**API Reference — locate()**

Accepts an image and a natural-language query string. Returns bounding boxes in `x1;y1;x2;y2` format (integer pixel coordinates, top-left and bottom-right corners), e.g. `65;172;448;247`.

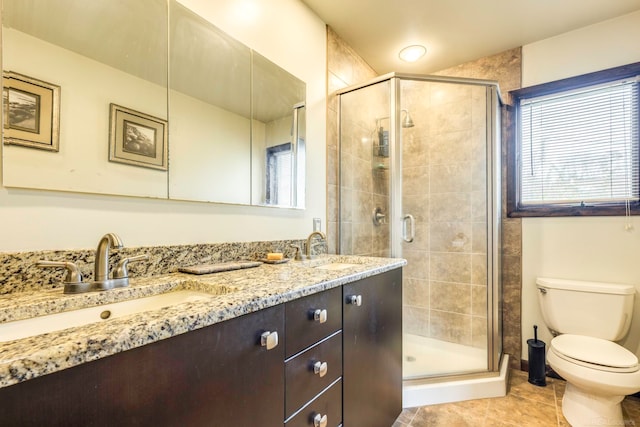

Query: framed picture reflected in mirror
109;103;168;171
2;71;60;151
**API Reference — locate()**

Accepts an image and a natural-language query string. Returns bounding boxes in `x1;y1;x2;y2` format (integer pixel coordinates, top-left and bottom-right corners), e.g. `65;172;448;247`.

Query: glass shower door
339;75;501;382
398;78;491;379
338;80;391;258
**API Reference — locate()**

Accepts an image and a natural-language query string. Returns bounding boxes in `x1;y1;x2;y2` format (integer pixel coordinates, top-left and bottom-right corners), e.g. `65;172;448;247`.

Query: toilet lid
551;334;638;372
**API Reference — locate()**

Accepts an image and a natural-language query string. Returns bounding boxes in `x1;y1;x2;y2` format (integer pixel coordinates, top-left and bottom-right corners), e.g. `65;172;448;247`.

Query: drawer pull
313;309;328;324
314;413;328;427
313;361;328;377
260;331;278;350
348;295;362;306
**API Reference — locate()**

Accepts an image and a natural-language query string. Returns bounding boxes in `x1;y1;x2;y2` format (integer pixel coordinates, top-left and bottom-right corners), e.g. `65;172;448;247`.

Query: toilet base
562;382;624;427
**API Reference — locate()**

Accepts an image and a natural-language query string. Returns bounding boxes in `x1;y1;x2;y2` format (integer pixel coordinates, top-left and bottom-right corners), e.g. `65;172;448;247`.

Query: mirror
251;52;306;208
1;0;306;208
1;0;169;198
168;1;251;204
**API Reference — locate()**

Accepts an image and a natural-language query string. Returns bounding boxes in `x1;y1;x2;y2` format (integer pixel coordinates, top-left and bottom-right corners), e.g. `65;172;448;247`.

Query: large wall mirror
1;0;169;198
1;0;306;208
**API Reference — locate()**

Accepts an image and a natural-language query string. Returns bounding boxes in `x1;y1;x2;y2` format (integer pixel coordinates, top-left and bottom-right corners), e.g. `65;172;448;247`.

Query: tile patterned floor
393;369;640;426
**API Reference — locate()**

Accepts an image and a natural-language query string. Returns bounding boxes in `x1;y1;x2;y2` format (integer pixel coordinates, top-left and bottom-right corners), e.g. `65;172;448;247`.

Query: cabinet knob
313;309;328;324
260;331;278;350
313;413;328;427
348;295;362;306
313;361;328;377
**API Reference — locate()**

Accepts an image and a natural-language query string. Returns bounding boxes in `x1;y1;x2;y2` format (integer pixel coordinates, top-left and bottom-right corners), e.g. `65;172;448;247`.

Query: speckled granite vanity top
0;255;405;388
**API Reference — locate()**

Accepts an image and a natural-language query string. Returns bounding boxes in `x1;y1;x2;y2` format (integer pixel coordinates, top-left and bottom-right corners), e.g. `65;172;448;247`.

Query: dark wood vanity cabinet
0;267;402;427
0;304;285;427
343;268;403;427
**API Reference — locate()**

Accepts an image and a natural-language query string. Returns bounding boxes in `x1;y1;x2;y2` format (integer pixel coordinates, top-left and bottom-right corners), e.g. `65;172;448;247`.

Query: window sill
508;203;640;218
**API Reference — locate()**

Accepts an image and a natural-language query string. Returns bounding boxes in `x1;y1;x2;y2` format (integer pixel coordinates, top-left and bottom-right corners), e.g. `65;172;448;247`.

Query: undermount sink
314;262;359;271
0;289;224;343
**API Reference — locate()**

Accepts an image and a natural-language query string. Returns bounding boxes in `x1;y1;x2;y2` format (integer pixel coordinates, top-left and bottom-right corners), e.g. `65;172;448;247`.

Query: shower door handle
402;214;415;243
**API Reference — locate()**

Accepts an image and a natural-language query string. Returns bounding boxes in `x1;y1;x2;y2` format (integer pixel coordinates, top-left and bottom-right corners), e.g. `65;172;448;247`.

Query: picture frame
108;103;168;171
2;71;61;151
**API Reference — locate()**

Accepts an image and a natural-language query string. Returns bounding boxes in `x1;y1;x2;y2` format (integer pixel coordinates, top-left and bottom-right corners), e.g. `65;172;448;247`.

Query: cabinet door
343;268;402;427
0;305;285;427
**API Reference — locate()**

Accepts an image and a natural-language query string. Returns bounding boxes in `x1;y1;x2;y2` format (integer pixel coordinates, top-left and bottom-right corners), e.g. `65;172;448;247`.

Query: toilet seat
551;334;639;373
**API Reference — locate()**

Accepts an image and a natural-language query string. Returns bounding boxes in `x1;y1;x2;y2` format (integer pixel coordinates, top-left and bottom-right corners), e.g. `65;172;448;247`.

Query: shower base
402;333;508;407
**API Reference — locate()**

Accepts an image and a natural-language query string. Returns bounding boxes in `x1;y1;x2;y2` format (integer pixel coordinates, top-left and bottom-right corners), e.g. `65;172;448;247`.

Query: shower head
401;109;415;128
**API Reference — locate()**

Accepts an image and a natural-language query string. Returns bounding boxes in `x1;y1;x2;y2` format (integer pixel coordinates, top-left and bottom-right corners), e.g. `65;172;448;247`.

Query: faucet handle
36;260;92;294
290;244;306;261
36;260;84;284
114;254;149;279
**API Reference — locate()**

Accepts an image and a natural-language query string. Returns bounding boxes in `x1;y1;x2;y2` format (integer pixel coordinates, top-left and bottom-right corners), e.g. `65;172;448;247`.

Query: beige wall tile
430;163;472;194
430;193;471;222
430;222;471;253
404;277;430;309
471;253;488;286
472;284;488;315
430;310;472;345
472;221;488;254
404;249;430;280
472;316;488;349
403;194;430;223
431;281;472;314
429;130;471;165
404;306;430;336
431;252;471;283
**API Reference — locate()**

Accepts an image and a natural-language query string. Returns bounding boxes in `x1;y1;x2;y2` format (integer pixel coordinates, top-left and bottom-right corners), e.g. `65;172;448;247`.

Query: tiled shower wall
325;26;523;368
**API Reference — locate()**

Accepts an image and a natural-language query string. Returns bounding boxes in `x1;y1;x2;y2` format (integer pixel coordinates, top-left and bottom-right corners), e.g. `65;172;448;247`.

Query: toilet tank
536;277;636;341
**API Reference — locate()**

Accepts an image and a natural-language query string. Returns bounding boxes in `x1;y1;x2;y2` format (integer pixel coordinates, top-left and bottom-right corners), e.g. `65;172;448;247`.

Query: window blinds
519;77;639;205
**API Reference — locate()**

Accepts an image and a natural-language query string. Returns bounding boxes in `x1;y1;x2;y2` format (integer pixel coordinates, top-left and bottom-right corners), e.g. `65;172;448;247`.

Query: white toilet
537;277;640;427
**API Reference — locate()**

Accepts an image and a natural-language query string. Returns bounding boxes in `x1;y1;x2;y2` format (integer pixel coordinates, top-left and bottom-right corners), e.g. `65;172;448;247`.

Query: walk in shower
336;73;506;405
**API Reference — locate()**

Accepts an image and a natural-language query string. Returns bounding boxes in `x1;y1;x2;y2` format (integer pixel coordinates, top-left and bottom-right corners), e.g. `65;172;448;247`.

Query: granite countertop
0;255;405;389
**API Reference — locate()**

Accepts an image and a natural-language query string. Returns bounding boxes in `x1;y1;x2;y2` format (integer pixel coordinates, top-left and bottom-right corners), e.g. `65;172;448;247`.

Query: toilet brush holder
527;325;546;387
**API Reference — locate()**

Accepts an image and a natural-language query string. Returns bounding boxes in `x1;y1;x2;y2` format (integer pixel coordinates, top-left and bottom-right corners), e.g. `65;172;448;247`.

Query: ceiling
301;0;640;74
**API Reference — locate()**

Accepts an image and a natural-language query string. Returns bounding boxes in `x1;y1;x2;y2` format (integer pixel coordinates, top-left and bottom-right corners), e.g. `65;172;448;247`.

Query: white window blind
519;77;639;205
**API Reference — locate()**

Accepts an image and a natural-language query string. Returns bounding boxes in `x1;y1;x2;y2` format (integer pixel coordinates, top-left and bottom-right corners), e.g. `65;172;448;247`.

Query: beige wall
521;10;640;361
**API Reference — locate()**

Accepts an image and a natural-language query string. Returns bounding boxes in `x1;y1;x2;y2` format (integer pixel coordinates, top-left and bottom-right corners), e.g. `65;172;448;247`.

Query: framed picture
109;103;168;171
2;71;60;151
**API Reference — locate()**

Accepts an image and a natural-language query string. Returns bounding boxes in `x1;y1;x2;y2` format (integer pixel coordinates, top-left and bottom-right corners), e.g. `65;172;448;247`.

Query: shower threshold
402;334;508;407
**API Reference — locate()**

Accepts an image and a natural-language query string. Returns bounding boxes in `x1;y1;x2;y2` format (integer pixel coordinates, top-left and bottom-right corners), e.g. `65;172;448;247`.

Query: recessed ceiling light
399;45;427;63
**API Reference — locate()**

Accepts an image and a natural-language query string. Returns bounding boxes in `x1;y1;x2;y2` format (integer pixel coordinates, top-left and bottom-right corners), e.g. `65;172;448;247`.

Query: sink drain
100;310;112;320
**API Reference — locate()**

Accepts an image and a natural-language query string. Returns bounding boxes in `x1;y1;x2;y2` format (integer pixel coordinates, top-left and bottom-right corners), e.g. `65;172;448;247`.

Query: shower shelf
372;142;389;172
372;143;389;158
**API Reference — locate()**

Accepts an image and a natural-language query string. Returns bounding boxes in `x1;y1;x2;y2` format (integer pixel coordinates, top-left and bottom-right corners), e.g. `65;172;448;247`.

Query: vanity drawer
285;286;342;358
285;378;342;427
285;331;342;418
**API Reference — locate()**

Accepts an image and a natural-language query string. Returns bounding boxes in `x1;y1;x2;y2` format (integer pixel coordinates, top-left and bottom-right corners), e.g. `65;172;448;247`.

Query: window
266;143;293;206
508;63;640;217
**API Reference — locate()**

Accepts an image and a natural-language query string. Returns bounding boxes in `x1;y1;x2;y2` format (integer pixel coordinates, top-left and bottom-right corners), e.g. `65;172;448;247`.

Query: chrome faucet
306;231;326;259
91;233;147;291
94;233;123;283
